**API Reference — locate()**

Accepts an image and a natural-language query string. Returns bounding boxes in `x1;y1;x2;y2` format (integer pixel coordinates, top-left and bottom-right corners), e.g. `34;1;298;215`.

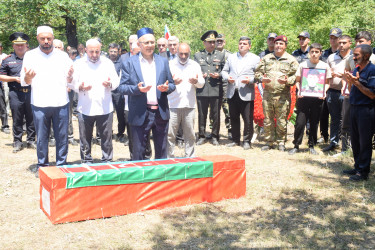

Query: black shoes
226;142;239;147
13;143;23;153
27;141;37;149
309;147;318;155
196;138;206;145
243;142;251;150
261;145;273;151
1;127;10;134
349;173;368;181
343;169;357;175
288;148;299;155
322;143;337;152
211;138;219;146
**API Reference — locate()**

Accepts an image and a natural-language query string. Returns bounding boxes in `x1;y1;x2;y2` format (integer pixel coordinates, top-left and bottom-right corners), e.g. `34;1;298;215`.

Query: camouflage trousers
262;93;290;146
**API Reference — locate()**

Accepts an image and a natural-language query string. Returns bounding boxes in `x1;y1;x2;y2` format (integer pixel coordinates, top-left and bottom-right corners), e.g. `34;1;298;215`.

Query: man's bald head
177;43;190;65
157;37;167;53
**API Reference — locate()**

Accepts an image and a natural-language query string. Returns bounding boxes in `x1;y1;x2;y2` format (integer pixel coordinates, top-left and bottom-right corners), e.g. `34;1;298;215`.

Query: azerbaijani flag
164;25;170;40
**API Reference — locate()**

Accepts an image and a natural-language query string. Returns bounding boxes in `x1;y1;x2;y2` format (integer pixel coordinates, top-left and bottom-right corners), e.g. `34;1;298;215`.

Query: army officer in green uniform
255;35;299;151
194;30;226;146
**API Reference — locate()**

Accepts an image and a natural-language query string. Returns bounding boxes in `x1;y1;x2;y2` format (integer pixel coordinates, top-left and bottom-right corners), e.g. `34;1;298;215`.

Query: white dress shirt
168;58;205;108
139;53;157;105
71;56;120;116
21;47;72;107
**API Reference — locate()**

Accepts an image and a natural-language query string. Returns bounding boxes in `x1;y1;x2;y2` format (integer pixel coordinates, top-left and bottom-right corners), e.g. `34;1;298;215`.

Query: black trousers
228;90;253;144
0;85;9;129
350;105;374;176
112;92;126;137
293;97;323;147
319;99;329;139
197;97;220;139
9;90;35;144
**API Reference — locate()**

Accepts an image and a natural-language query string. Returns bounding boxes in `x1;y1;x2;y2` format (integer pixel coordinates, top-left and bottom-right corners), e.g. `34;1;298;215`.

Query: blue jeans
326;89;344;146
31;103;69;167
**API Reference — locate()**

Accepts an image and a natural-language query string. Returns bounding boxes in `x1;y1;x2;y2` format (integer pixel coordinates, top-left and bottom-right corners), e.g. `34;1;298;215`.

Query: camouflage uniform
255;52;298;147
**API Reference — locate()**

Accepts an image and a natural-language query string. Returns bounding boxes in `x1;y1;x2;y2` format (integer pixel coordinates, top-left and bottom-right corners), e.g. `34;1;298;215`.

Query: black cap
297;31;310;39
9;32;30;44
201;30;218;41
329;28;342;38
216;34;225;40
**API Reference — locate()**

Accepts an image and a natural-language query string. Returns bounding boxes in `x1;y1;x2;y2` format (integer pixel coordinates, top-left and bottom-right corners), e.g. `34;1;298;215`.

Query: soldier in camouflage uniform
255;35;299;151
194;30;226;146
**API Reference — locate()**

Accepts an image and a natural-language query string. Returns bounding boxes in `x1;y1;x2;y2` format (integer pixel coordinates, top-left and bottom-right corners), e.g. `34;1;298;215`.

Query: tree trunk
65;16;78;49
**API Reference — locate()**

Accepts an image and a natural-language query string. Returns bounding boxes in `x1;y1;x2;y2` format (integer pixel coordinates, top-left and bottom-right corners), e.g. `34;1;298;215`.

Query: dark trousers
197;97;220;139
9;90;35;145
0;85;9;129
78;112;113;163
319;99;329;139
126;110;152;160
228;91;253;144
31;103;69;167
68;91;75;140
326;89;343;146
112;92;126;137
130;109;168;160
350;105;374;176
293;97;323;147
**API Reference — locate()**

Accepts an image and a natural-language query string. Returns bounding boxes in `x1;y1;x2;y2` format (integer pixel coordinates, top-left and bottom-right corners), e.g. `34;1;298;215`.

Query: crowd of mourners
0;25;374;182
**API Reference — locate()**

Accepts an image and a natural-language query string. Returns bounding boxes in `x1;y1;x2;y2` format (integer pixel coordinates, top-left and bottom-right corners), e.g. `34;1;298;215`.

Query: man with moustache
69;39;119;163
255;35;299;151
168;43;204;158
0;32;36;153
21;26;73;177
343;44;375;181
194;30;226;146
118;27;175;160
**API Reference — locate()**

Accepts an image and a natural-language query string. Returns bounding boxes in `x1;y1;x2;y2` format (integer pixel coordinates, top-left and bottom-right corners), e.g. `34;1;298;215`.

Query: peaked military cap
216;34;225;41
201;30;218;41
9;32;30;44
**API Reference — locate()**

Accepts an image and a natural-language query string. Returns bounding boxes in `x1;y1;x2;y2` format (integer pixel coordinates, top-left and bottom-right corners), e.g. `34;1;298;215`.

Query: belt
147;104;158;110
11;88;30;93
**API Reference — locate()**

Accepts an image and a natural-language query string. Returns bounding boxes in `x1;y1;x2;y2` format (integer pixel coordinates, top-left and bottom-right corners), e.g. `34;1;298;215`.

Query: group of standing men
1;25;375;182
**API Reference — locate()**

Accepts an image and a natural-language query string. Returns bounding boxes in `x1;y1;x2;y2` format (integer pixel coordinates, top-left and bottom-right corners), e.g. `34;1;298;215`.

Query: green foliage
0;0;374;54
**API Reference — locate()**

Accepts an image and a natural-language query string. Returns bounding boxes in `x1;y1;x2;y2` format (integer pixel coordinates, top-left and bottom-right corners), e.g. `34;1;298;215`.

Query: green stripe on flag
64;161;213;189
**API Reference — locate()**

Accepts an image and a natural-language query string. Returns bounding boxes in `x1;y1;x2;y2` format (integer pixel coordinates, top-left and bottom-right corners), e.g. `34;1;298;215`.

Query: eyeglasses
140;41;155;45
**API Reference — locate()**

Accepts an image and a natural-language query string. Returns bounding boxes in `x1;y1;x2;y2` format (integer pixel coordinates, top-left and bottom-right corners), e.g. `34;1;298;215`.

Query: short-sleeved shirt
350;62;375;105
296;60;332;79
292;47;310;64
327;51;352;90
0;52;28;90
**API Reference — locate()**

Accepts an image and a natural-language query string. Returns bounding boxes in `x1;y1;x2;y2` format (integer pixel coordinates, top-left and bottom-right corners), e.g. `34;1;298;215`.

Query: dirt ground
1;111;374;249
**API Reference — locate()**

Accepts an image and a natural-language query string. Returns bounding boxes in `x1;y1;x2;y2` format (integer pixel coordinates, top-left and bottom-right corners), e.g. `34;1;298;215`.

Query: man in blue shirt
343;44;375;181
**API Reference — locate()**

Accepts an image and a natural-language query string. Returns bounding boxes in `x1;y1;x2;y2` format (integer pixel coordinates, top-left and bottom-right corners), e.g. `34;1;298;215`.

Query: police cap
329;28;342;38
267;33;277;39
9;32;30;44
297;31;310;39
201;30;218;41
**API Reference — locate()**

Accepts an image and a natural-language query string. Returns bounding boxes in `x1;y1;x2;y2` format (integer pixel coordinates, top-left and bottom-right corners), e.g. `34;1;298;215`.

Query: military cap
216;34;225;41
267;33;277;39
297;31;310;38
274;35;288;44
201;30;218;41
329;28;342;38
9;32;30;44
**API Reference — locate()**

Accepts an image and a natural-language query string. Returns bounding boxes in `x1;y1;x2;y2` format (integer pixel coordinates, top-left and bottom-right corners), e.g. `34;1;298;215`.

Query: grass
0;112;374;249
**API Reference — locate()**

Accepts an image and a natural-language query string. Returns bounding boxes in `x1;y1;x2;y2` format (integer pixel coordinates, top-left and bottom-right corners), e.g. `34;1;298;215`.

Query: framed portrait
300;68;327;98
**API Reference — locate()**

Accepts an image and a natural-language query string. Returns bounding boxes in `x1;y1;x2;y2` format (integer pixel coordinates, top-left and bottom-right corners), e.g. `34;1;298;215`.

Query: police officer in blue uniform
292;31;310;64
0;32;36;152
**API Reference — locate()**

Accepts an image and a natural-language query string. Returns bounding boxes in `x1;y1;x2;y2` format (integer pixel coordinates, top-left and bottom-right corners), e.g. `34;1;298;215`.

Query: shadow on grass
148;187;375;248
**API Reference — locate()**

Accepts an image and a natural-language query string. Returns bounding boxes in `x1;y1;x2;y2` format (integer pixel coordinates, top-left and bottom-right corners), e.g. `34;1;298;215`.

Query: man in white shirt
70;39;119;163
21;26;72;175
168;43;204;158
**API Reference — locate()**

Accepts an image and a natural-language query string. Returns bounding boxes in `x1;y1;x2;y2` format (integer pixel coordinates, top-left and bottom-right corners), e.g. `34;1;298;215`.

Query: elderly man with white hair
21;26;73;176
121;34;138;62
69;39;119;163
